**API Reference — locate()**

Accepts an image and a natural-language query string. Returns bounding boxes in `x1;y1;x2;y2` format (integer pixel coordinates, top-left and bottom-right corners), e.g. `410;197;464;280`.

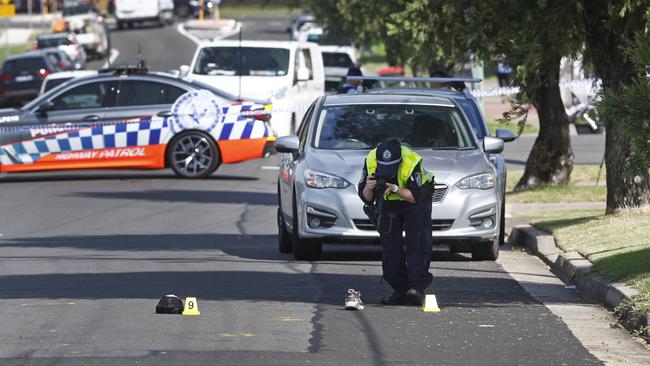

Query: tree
390;0;583;190
582;1;650;212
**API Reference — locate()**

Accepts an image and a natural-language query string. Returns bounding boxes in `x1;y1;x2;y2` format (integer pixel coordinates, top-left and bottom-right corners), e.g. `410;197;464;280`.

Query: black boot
381;290;407;305
404;289;423;306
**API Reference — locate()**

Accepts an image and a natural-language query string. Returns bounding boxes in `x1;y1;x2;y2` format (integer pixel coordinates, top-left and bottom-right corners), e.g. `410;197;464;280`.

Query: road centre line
262;166;280;170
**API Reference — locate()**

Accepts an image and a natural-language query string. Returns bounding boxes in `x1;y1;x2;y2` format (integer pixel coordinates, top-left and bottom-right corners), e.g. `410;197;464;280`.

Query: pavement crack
236;203;251;238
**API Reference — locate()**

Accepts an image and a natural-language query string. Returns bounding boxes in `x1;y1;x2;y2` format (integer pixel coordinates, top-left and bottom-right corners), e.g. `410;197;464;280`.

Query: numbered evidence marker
421;294;441;313
182;297;200;316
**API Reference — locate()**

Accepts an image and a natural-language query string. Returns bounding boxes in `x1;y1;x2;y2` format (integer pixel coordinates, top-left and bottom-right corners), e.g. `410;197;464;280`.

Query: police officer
338;66;364;94
358;138;434;306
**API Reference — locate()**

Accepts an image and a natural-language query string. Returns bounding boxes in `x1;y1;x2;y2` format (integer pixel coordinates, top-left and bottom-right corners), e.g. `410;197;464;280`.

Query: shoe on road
381;290;407;305
345;289;365;310
404;289;424;306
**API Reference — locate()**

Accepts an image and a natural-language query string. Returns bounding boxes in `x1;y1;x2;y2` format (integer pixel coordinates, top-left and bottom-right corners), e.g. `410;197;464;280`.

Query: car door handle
82;115;100;122
157;111;173;118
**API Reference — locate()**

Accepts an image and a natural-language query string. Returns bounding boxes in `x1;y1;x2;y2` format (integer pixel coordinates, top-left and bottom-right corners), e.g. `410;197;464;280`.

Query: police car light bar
346;76;482;83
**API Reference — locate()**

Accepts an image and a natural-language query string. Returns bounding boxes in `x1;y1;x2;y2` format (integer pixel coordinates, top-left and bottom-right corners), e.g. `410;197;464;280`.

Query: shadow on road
69;189;276;205
0;172;259;183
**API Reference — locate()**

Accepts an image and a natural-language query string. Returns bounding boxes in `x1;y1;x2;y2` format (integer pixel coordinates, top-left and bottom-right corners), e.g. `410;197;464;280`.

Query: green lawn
531;209;650;313
487;118;538;135
506;164;607;203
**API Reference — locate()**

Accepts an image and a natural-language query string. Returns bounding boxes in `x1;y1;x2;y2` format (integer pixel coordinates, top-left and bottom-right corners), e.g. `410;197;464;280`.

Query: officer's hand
365;175;377;190
384;183;397;196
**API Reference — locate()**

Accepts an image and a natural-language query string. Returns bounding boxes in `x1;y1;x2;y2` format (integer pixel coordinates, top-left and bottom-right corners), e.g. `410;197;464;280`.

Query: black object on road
156;294;184;314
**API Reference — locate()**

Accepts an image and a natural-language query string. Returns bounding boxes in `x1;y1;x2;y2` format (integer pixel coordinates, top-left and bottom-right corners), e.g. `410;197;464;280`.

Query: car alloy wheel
168;132;220;178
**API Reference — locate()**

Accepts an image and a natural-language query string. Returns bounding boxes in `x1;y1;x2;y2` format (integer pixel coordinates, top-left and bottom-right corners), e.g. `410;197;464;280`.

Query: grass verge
530;209;650;313
506;164;607;203
487;118;538;135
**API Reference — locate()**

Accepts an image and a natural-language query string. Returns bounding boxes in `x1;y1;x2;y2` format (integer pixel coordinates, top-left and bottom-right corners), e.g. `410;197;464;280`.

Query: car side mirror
275;135;300;154
37;101;54;114
179;65;190;78
296;67;310;82
483;136;505;154
495;128;516;142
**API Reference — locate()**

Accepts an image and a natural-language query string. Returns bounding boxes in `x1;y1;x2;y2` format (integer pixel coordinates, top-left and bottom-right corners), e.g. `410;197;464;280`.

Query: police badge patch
382;149;392;160
415;173;422;186
170;90;223;133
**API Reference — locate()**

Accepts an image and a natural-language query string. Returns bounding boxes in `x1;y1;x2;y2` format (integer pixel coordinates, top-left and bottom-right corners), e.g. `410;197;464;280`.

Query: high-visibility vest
365;146;434;201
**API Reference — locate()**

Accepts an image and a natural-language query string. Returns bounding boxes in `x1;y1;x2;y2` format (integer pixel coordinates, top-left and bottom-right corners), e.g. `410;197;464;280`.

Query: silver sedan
276;92;508;261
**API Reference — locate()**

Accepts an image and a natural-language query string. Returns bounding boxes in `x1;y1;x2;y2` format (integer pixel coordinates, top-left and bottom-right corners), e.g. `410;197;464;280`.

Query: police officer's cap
376;138;401;177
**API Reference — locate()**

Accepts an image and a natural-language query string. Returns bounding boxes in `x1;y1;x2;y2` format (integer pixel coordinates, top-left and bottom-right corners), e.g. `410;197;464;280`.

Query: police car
0;67;275;178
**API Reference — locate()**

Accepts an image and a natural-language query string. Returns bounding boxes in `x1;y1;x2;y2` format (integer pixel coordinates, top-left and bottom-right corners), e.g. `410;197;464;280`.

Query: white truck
184;40;325;137
114;0;174;29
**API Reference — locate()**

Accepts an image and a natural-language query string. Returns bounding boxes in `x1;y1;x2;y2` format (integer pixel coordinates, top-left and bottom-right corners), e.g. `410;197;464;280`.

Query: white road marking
100;49;120;69
176;23;203;45
478;324;495;328
262;166;280;171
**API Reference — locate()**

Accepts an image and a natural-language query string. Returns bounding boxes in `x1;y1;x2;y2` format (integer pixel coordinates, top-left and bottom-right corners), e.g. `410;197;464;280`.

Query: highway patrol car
0;67;275;178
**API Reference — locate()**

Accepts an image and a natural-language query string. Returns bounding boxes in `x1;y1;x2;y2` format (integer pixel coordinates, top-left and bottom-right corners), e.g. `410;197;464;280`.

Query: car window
115;80;187;106
456;99;487;138
298;103;316;150
51;81;112;110
193;47;290;77
313;104;476;150
322;52;353;68
300;49;313;80
2;57;48;74
37;37;70;48
43;77;73;93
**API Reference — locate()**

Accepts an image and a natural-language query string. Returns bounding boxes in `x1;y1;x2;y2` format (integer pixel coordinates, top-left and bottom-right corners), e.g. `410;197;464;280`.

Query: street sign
0;0;15;18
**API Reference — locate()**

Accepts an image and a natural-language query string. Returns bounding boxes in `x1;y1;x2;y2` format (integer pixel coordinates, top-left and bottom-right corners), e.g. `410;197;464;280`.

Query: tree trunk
514;58;574;191
582;1;650;213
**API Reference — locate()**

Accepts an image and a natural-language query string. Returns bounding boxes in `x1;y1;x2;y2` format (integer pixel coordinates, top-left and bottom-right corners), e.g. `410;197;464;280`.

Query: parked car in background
113;0;174;28
320;45;359;93
287;13;315;40
66;14;110;59
0;51;62;106
185;40;325;137
41;48;75;72
39;70;98;94
0;67;275;178
34;33;87;70
173;0;214;18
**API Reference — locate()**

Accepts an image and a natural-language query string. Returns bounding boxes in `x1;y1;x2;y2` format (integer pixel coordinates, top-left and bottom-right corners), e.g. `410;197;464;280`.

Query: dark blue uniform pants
379;200;433;293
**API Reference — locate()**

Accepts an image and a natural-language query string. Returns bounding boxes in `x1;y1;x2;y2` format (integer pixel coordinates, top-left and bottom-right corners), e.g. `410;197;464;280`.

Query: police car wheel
168;132;220;178
277;207;293;253
470;239;499;261
291;194;322;261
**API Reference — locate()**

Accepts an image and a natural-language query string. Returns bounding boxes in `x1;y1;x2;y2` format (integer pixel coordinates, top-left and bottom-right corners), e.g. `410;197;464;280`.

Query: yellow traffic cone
182;297;200;316
421;294;441;313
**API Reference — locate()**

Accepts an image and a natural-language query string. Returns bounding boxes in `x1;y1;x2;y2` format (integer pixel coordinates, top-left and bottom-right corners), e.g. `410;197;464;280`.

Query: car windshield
37;37;70;48
313;104;476;150
322;52;353;68
193;47;290;77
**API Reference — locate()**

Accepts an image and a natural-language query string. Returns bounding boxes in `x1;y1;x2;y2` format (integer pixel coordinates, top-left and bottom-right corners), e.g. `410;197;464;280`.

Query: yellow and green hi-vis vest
365;146;434;201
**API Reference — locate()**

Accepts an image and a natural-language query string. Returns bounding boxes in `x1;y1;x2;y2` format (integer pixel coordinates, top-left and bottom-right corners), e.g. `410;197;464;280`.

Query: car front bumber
295;182;500;243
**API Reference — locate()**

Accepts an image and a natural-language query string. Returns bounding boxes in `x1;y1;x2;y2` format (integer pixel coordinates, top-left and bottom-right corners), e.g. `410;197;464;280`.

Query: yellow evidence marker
182;297;200;316
421;294;441;313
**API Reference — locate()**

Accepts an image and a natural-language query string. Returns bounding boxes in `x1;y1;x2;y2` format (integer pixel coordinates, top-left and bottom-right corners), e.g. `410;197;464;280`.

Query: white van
185;40;325;136
114;0;174;29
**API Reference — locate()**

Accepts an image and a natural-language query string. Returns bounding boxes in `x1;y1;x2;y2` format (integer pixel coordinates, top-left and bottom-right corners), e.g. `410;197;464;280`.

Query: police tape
469;78;602;98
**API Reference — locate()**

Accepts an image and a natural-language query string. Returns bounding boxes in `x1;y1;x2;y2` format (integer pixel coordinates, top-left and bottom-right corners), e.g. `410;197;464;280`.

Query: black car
0;51;62;107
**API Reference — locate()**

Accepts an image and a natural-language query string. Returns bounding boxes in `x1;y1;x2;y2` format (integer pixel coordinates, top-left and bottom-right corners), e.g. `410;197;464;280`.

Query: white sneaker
345;288;365;310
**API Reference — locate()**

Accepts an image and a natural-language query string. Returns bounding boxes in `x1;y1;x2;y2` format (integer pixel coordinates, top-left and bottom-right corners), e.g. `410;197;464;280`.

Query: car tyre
471;239;499;261
167;131;220;178
498;198;506;246
277;207;293;253
292;194;322;260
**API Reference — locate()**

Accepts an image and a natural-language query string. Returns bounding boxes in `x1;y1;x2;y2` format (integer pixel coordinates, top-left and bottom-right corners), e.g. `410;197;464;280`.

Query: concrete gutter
510;224;649;341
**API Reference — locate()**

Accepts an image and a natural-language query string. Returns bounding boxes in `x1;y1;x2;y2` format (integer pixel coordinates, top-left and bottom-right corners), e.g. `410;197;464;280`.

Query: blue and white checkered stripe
218;103;272;141
0;117;166;165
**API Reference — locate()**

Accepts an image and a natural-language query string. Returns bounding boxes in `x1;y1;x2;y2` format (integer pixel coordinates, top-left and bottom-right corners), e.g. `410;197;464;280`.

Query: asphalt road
0;18;647;366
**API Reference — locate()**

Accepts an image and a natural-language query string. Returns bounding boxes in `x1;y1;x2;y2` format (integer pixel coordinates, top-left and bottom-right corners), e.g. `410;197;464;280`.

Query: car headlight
304;169;350;189
456;172;495;190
